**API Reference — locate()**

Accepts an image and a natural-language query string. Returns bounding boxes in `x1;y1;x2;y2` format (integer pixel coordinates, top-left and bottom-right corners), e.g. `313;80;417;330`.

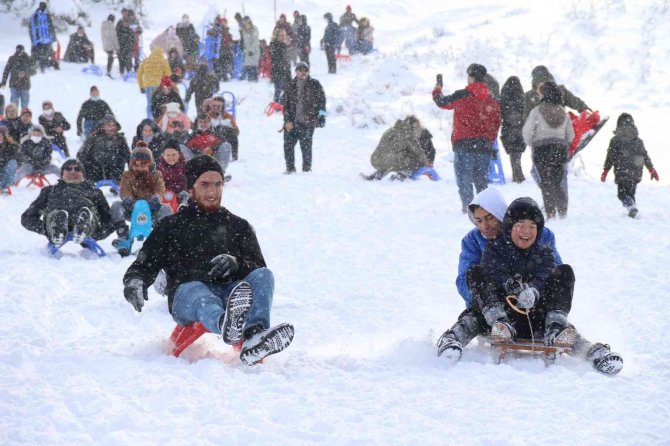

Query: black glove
317;116;326;128
124;278;148;312
208;254;239;279
504;274;524;295
140;88;146;94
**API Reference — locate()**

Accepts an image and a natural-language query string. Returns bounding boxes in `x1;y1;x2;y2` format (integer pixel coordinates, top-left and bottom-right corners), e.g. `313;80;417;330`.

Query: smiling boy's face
510;219;538;250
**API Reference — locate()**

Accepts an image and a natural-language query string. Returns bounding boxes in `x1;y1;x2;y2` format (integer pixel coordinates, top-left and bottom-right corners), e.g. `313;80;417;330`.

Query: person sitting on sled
437;193;621;373
601;113;659;219
111;144;172;246
122;155;295;365
362;115;430;181
21;159;124;247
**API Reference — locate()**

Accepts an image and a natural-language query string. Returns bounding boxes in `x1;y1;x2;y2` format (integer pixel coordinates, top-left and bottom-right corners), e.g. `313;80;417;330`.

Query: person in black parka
21;159;125;246
77;114;130;184
500;76;526;183
131;118;166;160
601;113;659;218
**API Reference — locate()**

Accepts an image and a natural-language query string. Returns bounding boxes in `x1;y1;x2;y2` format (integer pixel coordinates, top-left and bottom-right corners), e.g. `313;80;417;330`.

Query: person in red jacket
432;64;500;213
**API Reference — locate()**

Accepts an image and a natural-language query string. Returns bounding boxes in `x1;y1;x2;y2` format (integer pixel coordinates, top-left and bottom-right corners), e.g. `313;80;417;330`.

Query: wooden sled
479;336;573;365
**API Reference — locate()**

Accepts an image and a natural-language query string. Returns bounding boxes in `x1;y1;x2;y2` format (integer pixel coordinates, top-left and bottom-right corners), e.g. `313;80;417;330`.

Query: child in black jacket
601;113;659;218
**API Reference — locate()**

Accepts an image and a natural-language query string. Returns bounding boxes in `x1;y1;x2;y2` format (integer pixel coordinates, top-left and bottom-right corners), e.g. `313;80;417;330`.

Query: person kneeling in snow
122;155;295;365
21;159;124;247
111;144;172;245
362;116;431;181
437;192;623;374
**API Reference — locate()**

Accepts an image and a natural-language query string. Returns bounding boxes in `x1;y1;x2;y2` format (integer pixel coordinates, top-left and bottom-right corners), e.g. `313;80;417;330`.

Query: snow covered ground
1;1;669;444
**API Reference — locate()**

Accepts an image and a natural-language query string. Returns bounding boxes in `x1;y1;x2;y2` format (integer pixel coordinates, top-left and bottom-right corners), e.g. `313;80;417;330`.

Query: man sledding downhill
437;191;623;375
122;155;294;365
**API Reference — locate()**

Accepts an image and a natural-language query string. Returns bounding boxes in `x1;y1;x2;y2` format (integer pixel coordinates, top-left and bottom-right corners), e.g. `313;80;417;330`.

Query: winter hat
16;44;25;52
108;14;115;21
164;102;181;114
160;76;173;88
130;145;155;165
346;5;352;11
466;63;487;82
540;81;562;105
185;155;224;189
295;61;309;72
324;12;333;21
531;65;556;90
468;187;508;225
293;10;300;17
30;124;45;135
503;197;545;241
99;114;117;125
90;85;99;93
616;113;634;128
21;107;32;116
60;159;86;177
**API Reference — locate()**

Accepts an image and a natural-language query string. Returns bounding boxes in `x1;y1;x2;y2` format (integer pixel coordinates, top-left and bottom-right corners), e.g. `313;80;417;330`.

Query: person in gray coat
101;14;120;77
241;17;260;82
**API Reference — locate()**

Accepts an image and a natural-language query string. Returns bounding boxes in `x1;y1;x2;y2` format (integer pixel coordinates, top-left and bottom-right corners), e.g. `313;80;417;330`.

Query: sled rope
506;295;535;349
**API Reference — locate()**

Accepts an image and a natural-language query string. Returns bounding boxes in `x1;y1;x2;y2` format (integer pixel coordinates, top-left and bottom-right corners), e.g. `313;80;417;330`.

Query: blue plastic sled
216;91;237;118
123;71;137;82
95;179;120;196
82;64;103;76
113;200;153;256
232;43;243;79
410;166;441;181
47;233;106;258
51;143;66;159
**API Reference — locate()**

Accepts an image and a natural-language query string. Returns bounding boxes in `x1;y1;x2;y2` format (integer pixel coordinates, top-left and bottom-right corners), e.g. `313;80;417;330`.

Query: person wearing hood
76;86;114;139
438;196;623;375
15;124;60;183
39;100;71;156
432;63;501;213
601;113;659;218
150;76;184;120
0;126;22;192
17;107;35;143
523;81;575;219
63;25;95;64
363;116;429;180
522;65;589;122
157;102;191;137
21;159;123;246
156;139;188;205
500;76;526;183
137;47;172;119
1;104;22;142
321;12;340;74
77;114;129;184
150;25;184;59
111;144;172;239
1;45;34;110
132;118;166;159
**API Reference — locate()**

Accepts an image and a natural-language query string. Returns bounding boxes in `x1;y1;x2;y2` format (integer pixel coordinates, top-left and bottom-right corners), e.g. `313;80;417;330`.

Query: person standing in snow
432;63;500;213
29;2;56;73
137;47;172;119
436;192;623;375
601;113;659;218
1;45;34;110
281;62;326;174
115;14;135;76
522;81;574;219
500;76;526;183
76;85;114;140
101;14;120;78
21;159;123;247
241;17;260;82
321;13;340;74
122;155;295;366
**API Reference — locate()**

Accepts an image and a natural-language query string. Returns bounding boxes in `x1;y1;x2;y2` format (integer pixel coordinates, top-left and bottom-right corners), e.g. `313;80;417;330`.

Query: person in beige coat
137;47;172;119
150;26;184;59
101;14;120;77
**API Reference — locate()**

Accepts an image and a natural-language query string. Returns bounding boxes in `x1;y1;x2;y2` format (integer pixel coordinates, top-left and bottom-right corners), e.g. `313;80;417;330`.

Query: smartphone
436;74;443;87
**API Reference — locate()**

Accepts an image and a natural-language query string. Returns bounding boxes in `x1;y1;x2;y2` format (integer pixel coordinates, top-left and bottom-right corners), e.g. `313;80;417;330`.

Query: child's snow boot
437;331;463;361
587;343;623;375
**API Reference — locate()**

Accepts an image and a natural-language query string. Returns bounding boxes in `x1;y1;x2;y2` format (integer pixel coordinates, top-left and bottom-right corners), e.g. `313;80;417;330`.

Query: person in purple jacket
436;188;623;374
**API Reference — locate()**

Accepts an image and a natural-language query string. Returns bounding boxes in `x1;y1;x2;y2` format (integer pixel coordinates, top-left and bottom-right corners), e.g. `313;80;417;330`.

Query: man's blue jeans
10;88;29;110
144;87;155;119
454;151;490;210
0;159;17;189
171;267;274;335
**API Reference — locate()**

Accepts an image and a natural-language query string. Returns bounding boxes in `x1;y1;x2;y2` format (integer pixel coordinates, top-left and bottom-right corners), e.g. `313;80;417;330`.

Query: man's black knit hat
185;155;224;189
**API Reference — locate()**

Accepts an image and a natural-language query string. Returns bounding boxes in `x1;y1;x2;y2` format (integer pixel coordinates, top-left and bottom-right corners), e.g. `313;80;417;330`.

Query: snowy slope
1;1;669;445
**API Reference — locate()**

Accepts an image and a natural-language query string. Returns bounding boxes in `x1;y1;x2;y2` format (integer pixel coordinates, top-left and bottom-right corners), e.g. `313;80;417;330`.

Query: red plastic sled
169;322;243;358
17;174;51;188
568;110;602;158
162;190;179;213
264;101;284;116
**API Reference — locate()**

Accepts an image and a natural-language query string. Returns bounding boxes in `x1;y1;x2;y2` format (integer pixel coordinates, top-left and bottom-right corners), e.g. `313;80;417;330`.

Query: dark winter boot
436;331;462;361
627;206;638;218
587;343;624;375
72;207;94;244
45;209;69;248
219;281;253;344
239;323;295;366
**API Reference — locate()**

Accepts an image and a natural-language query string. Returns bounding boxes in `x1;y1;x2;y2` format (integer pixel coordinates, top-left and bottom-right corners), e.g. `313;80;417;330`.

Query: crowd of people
0;3;653;373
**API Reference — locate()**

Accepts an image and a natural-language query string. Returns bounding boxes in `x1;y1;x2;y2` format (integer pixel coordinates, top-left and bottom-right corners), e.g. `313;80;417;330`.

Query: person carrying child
601;113;659;218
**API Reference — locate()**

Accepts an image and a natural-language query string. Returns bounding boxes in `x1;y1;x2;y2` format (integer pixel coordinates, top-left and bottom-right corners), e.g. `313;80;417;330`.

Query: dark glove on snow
124;278;148;312
208;254;239;280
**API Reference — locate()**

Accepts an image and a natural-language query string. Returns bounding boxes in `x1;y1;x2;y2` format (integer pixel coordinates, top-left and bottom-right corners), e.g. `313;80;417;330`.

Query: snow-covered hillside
1;1;669;445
